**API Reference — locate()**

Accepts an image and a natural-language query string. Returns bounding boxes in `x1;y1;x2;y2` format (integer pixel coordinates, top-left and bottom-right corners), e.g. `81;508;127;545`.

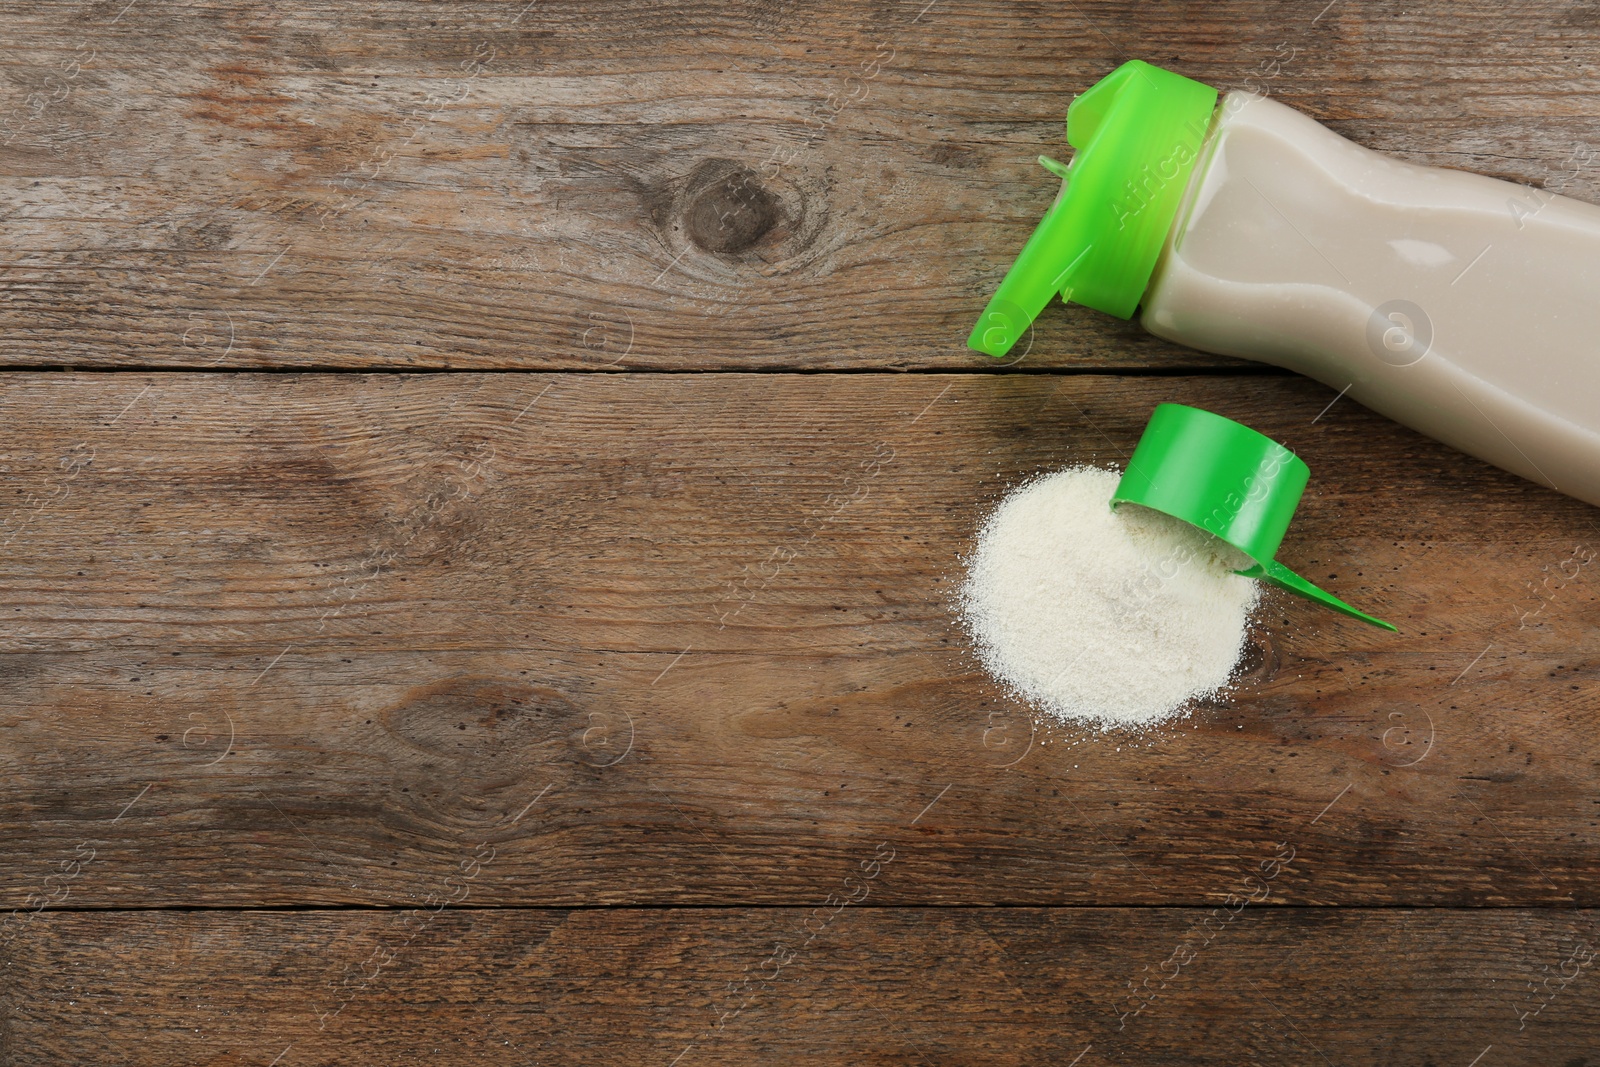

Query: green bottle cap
968;61;1218;358
1112;404;1398;632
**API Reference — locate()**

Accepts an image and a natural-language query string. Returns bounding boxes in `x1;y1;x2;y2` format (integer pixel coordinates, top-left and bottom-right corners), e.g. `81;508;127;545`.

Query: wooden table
3;0;1599;1062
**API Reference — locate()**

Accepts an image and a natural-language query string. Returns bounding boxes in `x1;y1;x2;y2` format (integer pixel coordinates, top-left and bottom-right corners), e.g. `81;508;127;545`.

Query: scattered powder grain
959;466;1262;728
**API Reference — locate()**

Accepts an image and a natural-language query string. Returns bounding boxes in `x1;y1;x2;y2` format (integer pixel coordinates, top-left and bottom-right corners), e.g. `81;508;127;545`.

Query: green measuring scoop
1111;404;1397;632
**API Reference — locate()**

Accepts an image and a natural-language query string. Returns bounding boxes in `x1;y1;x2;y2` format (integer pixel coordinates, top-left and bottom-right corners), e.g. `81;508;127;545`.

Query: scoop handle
1237;560;1399;633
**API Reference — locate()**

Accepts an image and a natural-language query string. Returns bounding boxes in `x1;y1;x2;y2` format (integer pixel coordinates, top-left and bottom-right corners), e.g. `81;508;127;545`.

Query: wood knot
682;159;781;254
380;676;576;763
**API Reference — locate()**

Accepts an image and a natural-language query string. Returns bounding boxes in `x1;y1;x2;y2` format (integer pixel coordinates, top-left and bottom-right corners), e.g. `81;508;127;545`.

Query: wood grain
5;907;1599;1064
3;0;1600;369
7;0;1600;1052
0;371;1596;908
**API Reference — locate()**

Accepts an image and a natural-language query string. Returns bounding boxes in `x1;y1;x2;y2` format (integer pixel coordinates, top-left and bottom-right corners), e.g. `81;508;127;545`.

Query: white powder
959;466;1262;729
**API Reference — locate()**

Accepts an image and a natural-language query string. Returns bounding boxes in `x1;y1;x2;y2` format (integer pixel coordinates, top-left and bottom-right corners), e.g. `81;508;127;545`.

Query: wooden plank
3;0;1600;369
0;371;1597;907
5;907;1599;1064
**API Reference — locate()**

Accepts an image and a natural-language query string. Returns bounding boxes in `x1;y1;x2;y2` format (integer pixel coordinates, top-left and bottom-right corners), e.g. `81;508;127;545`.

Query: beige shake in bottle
971;60;1600;506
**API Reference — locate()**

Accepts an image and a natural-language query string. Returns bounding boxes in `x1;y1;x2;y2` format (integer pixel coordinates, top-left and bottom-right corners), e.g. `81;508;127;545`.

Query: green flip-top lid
1112;404;1397;632
969;61;1218;358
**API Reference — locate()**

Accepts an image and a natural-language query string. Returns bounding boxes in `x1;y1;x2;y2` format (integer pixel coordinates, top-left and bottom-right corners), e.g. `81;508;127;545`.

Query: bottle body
1143;91;1600;506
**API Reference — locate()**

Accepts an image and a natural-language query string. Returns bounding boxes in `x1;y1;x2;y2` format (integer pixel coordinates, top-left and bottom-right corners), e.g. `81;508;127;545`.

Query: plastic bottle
969;60;1600;507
